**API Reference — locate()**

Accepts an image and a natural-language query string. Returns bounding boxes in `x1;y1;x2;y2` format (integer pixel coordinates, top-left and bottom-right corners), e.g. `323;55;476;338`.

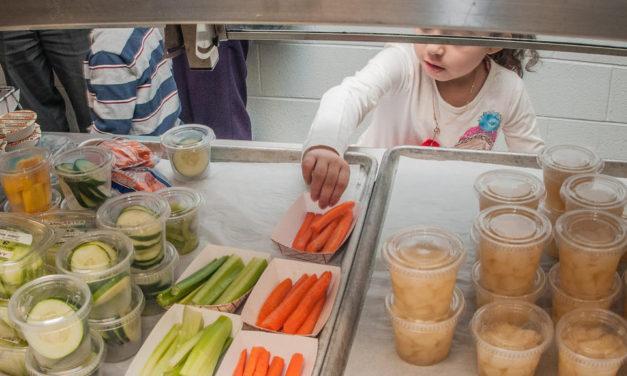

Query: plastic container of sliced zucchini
0;214;54;300
161;124;215;181
8;274;93;372
56;230;134;320
131;242;178;316
37;210;98;269
3;189;62;213
157;187;202;255
89;284;144;362
53;147;113;211
25;330;105;376
96;192;170;270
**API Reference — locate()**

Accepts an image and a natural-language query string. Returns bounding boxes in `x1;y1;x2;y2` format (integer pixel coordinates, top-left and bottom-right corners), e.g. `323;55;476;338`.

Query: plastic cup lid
475;205;551;246
474;169;544;204
555;210;626;252
561;174;627;210
161;124;215;150
538;145;602;173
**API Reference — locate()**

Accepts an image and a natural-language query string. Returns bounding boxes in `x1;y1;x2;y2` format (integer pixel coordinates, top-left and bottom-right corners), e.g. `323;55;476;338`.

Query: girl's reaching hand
302;146;350;209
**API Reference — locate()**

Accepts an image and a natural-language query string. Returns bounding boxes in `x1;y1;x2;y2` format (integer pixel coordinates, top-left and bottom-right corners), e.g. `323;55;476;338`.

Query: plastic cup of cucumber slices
53;147;113;211
96;192;170;270
0;214;55;300
56;230;134;320
131;242;178;316
8;274;93;372
157;187;202;255
161;124;215;181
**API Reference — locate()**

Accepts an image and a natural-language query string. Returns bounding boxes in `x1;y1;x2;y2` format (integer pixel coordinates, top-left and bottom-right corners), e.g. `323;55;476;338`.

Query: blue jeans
0;29;91;132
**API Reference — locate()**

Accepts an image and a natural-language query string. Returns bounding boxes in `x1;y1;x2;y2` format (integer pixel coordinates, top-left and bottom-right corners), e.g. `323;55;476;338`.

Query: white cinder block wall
246;41;627;160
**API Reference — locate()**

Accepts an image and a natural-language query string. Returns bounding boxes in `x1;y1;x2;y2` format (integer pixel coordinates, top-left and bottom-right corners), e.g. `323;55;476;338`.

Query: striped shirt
85;28;181;135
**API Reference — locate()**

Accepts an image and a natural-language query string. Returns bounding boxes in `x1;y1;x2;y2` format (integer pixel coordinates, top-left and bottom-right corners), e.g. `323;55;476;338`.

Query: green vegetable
167;331;203;369
26;299;84;360
116;206;164;269
172;148;210;179
191;256;244;305
180;316;231;376
69;241;116;271
215;257;268;304
141;324;180;376
166;202;199;255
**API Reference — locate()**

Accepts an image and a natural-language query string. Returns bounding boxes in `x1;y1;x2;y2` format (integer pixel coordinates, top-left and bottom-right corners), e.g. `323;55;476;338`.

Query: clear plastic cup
555;209;626;299
474;169;545;211
52;147;113;211
549;264;621;322
131;242;178;316
470;301;553;376
89;284;144;362
472;205;551;296
0;341;28;376
382;226;465;321
25;330;105;376
538;144;603;211
556;309;627;376
56;230;134;320
386;287;465;366
472;261;546;308
96;192;170;270
38;134;73;159
0;147;52;214
538;200;563;259
157;187;202;255
561;174;627;216
0;214;55;299
161;124;215;181
37;210;98;269
3;189;61;213
8;274;93;371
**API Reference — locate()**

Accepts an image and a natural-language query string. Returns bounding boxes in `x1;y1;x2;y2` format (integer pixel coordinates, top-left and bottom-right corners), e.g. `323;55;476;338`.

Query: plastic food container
25;330;105;376
560;173;627;217
472;262;546;308
0;214;54;299
382;226;465;321
538;144;603;211
53;147;113;211
37;210;98;269
96;192;170;270
37;134;73;159
538;201;563;259
89;284;144;362
0;341;28;376
471;301;553;376
549;264;621;322
0;147;53;214
161;124;215;181
555;209;626;299
556;309;627;376
157;187;202;255
3;189;61;214
8;275;93;372
56;230;134;320
472;205;551;296
386;287;464;366
131;242;178;316
474;169;545;211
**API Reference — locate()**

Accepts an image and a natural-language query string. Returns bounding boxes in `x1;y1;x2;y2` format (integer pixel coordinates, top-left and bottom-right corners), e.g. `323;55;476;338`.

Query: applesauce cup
472;262;546;308
161;124;215;181
0;147;52;214
470;301;553;376
555;209;626;299
473;205;551;296
549;264;621;322
561;174;626;216
538;201;563;259
386;287;464;366
382;226;465;321
556;309;627;376
538;144;603;211
474;169;545;211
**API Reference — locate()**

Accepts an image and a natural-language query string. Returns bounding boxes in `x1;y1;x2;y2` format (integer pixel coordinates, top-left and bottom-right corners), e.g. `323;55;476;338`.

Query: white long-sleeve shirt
304;43;544;155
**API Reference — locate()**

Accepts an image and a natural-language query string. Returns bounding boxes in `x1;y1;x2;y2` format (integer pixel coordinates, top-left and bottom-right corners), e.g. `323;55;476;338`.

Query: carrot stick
267;356;285;376
260;274;319;331
253;348;270;376
296;295;326;335
233;349;247;376
305;219;339;253
283;272;333;334
285;353;304;376
292;213;316;250
310;201;355;233
256;278;293;325
322;211;354;252
243;347;264;376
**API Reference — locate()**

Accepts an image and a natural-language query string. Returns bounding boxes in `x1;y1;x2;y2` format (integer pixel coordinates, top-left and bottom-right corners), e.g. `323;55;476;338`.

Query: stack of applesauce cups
382;226;466;366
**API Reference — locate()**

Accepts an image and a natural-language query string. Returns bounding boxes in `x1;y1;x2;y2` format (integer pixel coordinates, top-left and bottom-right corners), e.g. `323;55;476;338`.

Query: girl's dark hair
489;34;540;77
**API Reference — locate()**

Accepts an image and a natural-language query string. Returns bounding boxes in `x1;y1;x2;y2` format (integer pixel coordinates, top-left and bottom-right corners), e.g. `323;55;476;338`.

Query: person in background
85;27;181;135
0;29;92;132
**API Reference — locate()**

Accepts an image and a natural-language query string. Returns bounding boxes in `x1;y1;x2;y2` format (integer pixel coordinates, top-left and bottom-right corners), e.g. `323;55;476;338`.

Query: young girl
302;31;544;208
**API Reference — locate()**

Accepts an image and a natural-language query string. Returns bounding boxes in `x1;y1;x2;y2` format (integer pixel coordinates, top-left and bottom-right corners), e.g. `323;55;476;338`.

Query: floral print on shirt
455;111;501;150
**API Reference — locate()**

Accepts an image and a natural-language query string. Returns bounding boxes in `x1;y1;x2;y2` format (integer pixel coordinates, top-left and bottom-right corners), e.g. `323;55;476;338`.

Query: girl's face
414;29;501;81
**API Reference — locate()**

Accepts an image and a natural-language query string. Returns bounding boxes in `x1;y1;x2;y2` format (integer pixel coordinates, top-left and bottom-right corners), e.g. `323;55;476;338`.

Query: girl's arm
502;82;545;153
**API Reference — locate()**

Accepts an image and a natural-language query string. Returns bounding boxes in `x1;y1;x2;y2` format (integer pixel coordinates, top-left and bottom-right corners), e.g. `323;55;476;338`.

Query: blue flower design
478;111;501;132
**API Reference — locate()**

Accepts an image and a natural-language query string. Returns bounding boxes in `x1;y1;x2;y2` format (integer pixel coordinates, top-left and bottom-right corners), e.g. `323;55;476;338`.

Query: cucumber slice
172;148;209;177
123;318;141;342
55;163;76;174
27;299;84;360
133;242;162;262
116;209;157;227
69;242;113;272
133;237;161;251
93;275;131;306
73;159;98;173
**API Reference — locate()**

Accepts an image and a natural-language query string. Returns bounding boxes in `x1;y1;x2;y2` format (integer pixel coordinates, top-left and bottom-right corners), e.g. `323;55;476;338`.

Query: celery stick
164;358;186;376
180;316;232;376
179;283;203;304
141;324;181;376
152;338;180;375
157;256;227;307
216;336;233;369
178;306;203;342
215;258;268;304
191;256;244;305
168;331;203;368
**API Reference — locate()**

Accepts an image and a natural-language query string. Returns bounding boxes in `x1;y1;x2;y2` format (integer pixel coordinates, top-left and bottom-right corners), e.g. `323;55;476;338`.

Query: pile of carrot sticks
291;201;355;253
233;348;304;376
